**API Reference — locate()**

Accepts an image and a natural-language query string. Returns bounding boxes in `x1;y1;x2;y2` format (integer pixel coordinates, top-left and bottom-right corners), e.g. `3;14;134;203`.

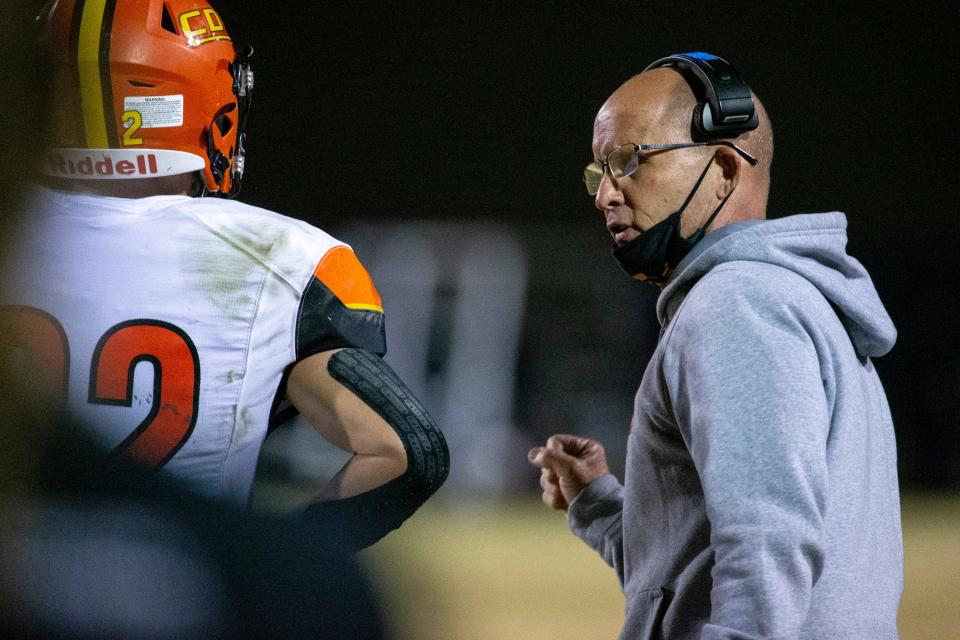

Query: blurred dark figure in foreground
0;413;387;639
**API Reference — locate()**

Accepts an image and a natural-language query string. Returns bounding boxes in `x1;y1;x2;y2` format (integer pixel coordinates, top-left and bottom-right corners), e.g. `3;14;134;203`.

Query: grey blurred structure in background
264;221;530;498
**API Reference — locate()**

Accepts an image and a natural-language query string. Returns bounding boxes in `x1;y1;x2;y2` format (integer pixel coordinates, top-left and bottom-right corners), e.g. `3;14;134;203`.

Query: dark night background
223;2;958;489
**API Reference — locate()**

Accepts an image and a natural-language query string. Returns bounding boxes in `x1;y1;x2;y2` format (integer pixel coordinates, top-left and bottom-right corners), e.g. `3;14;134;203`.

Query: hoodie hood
658;212;896;358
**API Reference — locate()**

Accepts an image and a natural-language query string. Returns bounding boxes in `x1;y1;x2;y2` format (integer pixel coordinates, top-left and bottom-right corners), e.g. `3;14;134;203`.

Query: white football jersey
2;187;385;503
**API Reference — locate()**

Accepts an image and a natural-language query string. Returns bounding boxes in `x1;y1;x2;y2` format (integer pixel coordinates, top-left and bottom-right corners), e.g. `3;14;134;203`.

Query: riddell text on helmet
48;152;158;178
44;149;206;180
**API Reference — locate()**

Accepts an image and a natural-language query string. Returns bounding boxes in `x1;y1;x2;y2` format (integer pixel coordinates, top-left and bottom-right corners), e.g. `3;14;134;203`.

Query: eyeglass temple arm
640;142;758;166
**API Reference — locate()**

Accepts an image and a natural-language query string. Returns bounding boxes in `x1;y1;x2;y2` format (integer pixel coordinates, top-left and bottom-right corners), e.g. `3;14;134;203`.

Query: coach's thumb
527;446;545;466
535;445;578;474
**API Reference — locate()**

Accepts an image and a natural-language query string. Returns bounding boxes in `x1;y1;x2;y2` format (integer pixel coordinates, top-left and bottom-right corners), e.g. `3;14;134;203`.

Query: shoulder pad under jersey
295;245;386;359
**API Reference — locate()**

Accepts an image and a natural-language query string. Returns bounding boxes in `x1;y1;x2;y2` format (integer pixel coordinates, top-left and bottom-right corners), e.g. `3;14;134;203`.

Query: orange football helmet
40;0;253;196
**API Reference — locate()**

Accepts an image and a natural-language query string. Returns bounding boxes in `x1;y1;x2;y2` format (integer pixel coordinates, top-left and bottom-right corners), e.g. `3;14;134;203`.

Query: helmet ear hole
214;114;233;136
160;4;177;34
212;103;237;136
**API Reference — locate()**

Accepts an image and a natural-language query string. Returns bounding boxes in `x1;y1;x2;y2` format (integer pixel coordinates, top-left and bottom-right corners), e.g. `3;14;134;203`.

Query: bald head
597;67;774;211
600;69;700;142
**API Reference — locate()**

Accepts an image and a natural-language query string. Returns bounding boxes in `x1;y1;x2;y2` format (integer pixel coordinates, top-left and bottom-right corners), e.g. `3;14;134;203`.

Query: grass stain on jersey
180;217;297;319
235;406;258;442
220;369;242;385
181;233;269;319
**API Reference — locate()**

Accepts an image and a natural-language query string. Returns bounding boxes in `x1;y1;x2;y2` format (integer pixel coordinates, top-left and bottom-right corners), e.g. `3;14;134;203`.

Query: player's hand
527;435;609;511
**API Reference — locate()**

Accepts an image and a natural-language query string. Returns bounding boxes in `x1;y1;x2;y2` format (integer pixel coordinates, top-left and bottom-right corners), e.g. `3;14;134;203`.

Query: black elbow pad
303;349;449;551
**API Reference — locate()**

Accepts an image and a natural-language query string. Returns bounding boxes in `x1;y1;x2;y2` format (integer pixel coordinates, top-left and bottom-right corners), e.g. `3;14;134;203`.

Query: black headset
643;52;758;140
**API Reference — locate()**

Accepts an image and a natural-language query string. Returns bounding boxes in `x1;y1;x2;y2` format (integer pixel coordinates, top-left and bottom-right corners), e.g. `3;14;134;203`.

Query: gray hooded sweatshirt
568;213;902;639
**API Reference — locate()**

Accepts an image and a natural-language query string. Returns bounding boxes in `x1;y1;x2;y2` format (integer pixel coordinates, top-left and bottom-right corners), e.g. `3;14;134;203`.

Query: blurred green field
355;493;960;640
361;498;624;640
896;494;960;639
253;483;960;638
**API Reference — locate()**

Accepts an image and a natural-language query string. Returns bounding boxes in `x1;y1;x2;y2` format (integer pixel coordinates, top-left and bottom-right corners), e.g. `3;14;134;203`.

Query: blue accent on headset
643;52;758;138
681;51;718;61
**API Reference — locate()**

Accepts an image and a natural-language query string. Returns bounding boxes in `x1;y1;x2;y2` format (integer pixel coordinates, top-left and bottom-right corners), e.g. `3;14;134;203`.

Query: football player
2;0;448;551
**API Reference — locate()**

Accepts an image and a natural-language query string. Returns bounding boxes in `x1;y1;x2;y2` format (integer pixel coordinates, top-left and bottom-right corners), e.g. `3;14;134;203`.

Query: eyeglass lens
583;145;639;195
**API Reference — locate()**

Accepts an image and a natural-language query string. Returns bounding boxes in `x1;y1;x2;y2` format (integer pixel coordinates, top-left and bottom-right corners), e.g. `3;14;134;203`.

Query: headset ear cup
697;102;723;137
692;103;707;139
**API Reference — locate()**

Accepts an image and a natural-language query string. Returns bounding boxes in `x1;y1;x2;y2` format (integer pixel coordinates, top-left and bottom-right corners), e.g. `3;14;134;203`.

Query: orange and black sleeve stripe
294;246;386;360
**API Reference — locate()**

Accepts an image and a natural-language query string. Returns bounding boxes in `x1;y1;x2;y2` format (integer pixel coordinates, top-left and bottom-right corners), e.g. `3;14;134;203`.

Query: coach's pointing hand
528;435;609;511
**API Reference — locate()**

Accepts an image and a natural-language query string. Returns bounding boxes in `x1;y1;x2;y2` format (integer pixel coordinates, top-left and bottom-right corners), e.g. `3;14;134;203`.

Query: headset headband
643;52;758;139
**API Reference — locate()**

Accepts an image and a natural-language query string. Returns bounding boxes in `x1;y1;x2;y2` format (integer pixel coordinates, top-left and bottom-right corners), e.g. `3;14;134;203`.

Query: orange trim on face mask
312;246;384;313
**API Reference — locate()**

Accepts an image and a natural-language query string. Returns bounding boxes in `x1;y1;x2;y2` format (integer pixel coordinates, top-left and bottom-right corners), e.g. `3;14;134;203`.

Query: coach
529;53;902;639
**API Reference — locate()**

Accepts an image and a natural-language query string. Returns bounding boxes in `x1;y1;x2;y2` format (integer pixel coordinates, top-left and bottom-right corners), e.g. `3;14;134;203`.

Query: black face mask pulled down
612;157;733;287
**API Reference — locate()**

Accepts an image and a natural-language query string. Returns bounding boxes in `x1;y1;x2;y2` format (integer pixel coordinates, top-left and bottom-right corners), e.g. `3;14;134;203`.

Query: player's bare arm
287;348;408;499
294;348;449;550
528;434;609;511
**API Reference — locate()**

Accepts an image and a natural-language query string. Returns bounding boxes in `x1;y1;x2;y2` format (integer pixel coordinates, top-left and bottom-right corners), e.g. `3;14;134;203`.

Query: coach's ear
713;146;740;200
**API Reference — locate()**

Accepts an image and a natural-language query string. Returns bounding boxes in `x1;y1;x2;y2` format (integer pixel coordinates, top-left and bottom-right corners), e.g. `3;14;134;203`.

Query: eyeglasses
583;141;759;195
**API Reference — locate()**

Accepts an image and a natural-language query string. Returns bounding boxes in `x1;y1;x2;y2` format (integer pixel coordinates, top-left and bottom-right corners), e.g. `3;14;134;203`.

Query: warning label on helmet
122;95;184;128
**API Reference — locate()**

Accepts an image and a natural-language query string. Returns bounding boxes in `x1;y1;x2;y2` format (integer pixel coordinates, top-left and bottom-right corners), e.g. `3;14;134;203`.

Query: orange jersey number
1;305;70;399
1;307;200;468
90;320;200;467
